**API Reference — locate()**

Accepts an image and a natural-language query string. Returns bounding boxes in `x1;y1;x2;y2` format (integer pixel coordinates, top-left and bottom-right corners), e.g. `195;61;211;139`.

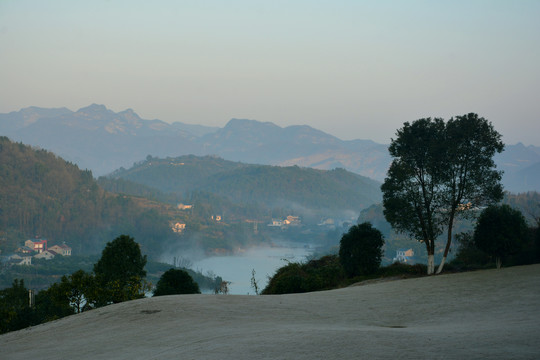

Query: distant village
172;203;349;234
5;238;72;266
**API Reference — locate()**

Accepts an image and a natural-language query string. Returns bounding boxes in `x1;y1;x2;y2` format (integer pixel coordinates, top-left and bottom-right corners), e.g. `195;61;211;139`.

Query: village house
172;222;186;233
284;216;301;226
177;204;193;210
48;244;72;256
268;219;284;227
34;250;56;260
393;248;415;264
25;239;48;253
9;254;32;266
15;246;34;254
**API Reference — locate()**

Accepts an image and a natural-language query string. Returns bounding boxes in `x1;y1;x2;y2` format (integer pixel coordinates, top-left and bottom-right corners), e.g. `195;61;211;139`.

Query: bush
474;205;528;269
153;269;200;296
378;263;427;277
450;232;492;269
339;222;384;277
262;255;346;295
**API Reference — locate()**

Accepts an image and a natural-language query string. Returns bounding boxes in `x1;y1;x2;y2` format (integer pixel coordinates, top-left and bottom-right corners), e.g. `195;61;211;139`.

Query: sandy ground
2;264;539;359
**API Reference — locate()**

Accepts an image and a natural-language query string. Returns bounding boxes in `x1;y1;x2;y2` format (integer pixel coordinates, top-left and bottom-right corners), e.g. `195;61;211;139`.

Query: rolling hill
106;155;382;217
0;137;177;257
2;265;539;359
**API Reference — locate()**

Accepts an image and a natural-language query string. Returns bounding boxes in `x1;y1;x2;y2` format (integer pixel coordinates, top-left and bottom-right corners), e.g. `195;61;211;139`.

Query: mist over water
191;244;313;295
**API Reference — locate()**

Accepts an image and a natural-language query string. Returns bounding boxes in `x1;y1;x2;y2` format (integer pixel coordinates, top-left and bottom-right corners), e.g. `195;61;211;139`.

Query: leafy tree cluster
0;137;178;257
382;114;504;274
339;223;384;277
0;235;202;334
153;268;200;296
473;204;528;269
262;255;346;295
452;203;539;269
263;222;385;294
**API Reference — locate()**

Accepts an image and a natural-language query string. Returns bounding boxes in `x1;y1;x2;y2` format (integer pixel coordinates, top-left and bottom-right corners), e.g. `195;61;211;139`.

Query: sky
1;0;539;145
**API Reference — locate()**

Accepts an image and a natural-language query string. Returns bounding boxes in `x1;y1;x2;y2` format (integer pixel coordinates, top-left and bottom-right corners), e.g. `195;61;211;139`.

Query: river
191;244;313;295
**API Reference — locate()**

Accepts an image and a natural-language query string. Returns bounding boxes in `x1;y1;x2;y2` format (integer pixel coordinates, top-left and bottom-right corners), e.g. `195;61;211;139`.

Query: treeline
356;192;540;265
0;235;221;334
263;206;540;295
0;137;178;257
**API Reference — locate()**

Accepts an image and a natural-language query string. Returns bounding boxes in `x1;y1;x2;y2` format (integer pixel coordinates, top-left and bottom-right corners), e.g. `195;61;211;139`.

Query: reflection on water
192;245;312;295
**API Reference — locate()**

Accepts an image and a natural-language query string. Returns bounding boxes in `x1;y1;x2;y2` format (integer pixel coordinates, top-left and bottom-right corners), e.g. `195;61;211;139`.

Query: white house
49;244;72;256
393;248;415;264
34;250;56;260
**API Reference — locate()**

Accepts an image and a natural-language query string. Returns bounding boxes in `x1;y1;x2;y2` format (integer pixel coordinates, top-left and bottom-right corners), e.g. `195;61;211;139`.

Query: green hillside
0;137;175;257
108;155;382;218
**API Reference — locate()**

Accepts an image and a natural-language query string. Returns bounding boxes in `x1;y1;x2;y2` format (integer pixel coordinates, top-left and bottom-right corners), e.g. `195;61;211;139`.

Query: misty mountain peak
225;118;281;131
76;104;112;117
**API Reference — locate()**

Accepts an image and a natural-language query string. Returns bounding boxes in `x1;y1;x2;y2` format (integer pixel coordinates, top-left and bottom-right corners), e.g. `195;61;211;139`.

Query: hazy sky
1;0;539;145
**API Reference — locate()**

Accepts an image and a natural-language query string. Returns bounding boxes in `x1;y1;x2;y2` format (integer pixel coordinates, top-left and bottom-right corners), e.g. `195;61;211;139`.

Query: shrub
153;269;200;296
474;205;528;269
262;255;345;295
339;222;384;277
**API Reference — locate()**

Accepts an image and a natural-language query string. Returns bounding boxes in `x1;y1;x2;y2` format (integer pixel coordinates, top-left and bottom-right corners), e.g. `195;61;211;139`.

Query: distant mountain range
1;104;539;193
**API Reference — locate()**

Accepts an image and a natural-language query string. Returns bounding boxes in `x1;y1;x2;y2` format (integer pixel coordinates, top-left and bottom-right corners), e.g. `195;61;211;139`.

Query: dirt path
2;265;539;359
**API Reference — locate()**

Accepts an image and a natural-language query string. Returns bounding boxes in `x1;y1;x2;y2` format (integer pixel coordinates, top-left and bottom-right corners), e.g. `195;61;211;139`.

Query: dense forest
0;137;175;257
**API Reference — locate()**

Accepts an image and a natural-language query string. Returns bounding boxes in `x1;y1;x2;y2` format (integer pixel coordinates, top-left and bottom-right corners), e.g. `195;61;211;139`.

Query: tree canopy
474;204;528;269
339;222;384;277
153;268;200;296
93;235;148;304
381;114;504;274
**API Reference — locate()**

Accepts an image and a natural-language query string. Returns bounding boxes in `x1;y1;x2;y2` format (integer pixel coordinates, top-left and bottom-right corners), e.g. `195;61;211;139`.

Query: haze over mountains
1;104;539;193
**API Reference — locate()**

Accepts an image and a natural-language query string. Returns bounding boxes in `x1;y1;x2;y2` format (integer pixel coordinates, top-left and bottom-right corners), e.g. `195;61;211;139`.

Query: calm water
191;245;313;295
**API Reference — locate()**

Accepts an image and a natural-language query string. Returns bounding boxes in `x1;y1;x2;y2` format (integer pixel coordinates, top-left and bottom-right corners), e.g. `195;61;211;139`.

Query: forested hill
106;155;382;213
0;137;175;257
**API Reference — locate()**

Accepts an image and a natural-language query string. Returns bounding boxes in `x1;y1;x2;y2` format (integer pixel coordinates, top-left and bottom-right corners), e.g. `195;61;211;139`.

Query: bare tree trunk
436;257;446;274
437;211;456;274
427;254;435;275
496;257;502;269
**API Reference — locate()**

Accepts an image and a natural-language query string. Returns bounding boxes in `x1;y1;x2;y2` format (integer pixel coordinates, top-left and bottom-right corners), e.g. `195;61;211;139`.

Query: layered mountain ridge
1;104;538;192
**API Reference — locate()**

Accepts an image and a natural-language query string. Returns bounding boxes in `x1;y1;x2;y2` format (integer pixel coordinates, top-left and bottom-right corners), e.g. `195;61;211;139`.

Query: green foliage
381;114;504;274
450;232;492;269
108;155;382;216
339;222;384;277
153;268;200;296
262;255;346;295
474;204;529;268
0;137;180;257
93;235;148;304
0;279;35;333
97;176;175;204
34;281;74;322
377;263;427;277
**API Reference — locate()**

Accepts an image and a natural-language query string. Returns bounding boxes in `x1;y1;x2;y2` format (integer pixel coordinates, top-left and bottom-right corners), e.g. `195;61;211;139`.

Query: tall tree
436;113;504;273
382;114;504;274
381;118;446;274
93;234;148;304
